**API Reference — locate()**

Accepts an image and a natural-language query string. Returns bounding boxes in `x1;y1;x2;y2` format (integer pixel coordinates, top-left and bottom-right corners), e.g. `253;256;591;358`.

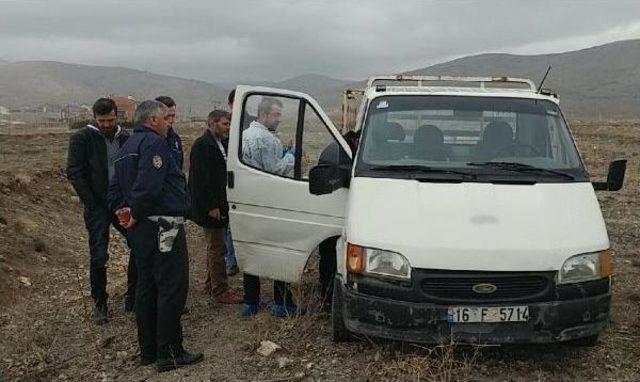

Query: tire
331;279;353;342
568;334;599;347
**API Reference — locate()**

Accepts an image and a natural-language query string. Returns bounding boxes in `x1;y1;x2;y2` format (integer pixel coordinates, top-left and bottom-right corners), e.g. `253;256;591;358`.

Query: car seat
412;124;452;161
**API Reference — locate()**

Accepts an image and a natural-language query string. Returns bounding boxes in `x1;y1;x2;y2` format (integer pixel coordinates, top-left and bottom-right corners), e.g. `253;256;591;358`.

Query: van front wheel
332;280;353;342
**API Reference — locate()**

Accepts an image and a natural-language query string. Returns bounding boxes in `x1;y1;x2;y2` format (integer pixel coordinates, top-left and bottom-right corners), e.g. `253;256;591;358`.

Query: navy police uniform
167;126;184;170
108;124;189;362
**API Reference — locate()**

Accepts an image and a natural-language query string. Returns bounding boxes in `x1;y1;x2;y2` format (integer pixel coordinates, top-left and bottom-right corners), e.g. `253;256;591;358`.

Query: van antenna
537;66;552;93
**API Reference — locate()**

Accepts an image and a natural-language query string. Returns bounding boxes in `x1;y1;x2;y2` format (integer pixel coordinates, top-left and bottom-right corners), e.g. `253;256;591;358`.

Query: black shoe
154;350;204;372
93;304;108;325
320;300;332;314
124;299;135;313
140;355;157;366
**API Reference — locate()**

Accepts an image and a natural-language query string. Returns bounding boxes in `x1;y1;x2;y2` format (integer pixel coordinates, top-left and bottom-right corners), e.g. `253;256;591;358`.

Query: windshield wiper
466;161;575;180
369;165;475;179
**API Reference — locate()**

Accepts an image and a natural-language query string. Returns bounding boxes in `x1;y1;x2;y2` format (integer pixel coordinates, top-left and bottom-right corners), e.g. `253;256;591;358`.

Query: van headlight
558;250;612;284
365;248;411;279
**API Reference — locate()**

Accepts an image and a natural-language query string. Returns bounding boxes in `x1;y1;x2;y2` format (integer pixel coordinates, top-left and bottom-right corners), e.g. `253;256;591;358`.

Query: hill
0;61;228;117
404;39;640;118
271;74;351;108
230;74;351;109
3;39;640;119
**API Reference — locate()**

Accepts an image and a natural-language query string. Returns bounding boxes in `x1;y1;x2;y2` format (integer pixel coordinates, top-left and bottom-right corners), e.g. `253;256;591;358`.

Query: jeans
225;226;237;269
83;204;137;307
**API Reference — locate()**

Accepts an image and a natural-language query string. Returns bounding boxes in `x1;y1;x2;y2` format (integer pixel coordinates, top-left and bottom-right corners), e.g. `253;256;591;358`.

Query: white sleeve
260;135;295;177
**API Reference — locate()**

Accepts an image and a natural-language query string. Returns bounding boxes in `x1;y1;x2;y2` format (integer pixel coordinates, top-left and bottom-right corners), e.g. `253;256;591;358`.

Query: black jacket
188;130;229;229
67;126;129;208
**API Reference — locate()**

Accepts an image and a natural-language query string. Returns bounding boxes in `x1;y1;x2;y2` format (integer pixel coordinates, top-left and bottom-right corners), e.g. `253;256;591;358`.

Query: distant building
110;95;137;123
61;104;92;121
0;106;9;115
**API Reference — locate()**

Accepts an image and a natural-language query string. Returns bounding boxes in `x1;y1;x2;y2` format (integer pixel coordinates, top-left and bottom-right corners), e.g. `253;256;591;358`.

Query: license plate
447;306;529;323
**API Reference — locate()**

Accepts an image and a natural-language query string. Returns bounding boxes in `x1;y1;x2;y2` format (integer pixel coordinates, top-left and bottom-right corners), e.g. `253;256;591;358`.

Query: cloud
1;0;639;83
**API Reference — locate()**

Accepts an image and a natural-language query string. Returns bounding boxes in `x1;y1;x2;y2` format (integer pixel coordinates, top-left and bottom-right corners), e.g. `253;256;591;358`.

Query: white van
226;76;626;345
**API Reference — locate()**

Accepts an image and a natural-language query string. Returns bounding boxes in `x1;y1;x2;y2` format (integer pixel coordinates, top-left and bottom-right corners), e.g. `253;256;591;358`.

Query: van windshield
355;95;588;183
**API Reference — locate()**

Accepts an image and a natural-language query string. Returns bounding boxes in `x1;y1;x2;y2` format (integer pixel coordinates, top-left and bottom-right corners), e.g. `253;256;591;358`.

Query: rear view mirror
592;159;627;191
309;164;349;195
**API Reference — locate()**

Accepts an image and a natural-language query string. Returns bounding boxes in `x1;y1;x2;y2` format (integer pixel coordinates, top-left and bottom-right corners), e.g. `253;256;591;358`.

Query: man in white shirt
241;97;294;177
239;97;299;317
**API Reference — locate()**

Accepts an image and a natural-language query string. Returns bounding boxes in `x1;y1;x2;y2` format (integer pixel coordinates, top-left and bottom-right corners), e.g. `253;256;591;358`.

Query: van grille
418;271;553;303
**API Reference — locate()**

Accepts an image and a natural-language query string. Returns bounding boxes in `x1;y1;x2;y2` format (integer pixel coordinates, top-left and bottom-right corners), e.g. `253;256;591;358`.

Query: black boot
139;354;157;366
93;303;108;325
124;297;135;313
154;350;204;372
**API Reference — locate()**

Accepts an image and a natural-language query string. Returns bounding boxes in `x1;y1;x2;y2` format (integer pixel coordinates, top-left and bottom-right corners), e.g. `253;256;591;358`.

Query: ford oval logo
472;283;498;294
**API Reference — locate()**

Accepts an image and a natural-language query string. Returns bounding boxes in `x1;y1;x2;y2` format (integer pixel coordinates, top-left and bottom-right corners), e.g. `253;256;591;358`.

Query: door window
240;93;348;181
240;94;300;179
301;104;347;179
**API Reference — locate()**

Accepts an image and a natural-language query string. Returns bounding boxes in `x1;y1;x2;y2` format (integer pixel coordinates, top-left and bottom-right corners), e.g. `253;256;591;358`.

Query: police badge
152;155;163;169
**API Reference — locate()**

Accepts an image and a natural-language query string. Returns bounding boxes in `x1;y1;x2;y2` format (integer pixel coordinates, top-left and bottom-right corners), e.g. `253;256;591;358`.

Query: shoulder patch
152;155;163;169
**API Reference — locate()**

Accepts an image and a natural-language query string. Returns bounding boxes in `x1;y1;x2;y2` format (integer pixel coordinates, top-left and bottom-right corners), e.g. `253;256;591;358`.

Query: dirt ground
0;121;638;382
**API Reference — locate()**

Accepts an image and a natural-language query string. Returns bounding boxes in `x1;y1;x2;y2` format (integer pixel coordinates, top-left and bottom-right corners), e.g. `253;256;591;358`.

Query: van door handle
227;171;234;189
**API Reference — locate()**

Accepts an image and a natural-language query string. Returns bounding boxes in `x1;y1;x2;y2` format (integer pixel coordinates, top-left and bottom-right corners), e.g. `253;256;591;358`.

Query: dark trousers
243;274;294;307
83;205;137;307
319;237;338;304
130;220;189;359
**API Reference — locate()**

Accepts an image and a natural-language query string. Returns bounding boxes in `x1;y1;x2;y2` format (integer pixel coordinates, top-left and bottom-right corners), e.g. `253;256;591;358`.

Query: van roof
363;75;560;104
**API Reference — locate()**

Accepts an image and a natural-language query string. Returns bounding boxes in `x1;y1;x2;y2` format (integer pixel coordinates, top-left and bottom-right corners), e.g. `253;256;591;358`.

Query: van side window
239;94;346;181
240;94;299;179
301;104;347;179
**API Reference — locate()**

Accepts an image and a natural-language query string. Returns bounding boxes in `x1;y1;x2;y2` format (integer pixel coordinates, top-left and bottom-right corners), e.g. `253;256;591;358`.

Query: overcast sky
1;0;640;84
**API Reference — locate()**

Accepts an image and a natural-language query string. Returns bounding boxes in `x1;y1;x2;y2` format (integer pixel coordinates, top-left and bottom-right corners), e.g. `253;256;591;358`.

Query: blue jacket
166;126;184;170
108;125;189;220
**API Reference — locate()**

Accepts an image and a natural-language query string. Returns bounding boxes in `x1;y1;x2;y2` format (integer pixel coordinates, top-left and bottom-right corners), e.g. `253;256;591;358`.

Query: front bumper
340;283;610;344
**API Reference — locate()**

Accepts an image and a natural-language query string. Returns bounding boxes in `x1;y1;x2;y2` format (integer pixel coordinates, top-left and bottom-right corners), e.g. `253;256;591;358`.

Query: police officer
108;100;202;371
155;96;184;170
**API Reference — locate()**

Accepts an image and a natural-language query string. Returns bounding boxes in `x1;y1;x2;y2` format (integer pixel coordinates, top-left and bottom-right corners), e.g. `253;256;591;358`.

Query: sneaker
270;304;300;318
240;304;260;317
214;289;242;304
154;350;204;372
93;303;109;325
258;299;270;310
226;265;239;276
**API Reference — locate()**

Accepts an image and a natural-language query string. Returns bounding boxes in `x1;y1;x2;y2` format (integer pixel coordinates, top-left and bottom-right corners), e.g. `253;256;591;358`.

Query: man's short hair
155;96;176;108
227;89;236;106
133;100;167;125
208;109;231;124
257;97;283;117
93;98;117;116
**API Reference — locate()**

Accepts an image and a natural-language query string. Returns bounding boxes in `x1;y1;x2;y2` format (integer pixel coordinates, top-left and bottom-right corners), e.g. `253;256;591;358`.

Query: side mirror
592;159;627;191
309;164;350;195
